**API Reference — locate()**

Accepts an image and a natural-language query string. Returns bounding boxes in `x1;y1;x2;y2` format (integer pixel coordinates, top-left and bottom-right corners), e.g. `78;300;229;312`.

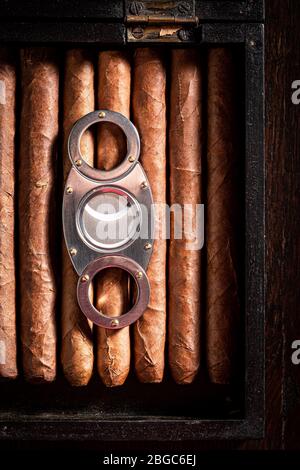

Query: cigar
133;48;167;383
61;49;94;386
169;49;202;384
19;48;59;383
206;48;239;384
0;49;17;379
96;51;131;387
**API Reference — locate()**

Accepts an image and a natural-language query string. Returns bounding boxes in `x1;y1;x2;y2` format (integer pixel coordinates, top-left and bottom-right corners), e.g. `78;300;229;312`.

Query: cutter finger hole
68;110;140;182
77;255;150;329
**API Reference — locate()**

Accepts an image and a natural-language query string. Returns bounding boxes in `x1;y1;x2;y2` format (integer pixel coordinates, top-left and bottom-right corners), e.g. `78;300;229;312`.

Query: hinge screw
69;248;77;256
81;274;89;283
99;111;106;118
144;242;152;250
136;271;143;279
128;155;136;163
75;159;83;167
111;319;120;327
132;26;144;40
66;186;73;194
178;29;193;41
129;1;144;16
141;181;148;190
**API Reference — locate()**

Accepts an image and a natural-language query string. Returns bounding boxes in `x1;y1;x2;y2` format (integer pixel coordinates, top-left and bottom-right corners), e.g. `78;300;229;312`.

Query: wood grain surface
264;0;300;451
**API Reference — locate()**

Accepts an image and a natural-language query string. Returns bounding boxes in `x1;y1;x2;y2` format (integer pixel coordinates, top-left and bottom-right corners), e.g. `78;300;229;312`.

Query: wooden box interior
0;44;246;426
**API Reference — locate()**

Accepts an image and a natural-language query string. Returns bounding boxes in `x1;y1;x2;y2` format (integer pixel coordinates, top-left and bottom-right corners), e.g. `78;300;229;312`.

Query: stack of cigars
0;47;239;388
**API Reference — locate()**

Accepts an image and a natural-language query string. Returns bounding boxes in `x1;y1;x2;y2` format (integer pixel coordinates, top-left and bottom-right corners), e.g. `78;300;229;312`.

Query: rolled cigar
206;48;239;384
96;51;131;387
133;48;167;383
0;49;17;379
169;49;202;384
61;49;94;386
19;48;58;382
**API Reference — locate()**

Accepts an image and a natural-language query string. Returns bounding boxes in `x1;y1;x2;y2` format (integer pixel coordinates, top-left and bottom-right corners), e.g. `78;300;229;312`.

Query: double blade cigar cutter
63;110;154;329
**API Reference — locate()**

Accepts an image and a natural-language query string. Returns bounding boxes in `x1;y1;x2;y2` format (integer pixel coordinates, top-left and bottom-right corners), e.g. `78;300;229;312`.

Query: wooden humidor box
0;0;264;441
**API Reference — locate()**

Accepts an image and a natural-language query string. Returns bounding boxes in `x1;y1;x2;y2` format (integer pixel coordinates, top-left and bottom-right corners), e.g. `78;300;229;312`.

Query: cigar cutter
63;110;154;329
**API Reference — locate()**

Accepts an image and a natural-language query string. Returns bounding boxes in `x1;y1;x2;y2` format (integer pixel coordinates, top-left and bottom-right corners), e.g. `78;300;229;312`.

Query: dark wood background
1;0;300;456
259;0;300;451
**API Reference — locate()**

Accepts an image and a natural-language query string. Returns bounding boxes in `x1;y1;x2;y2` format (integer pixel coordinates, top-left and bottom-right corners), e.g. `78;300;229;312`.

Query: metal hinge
125;0;199;43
